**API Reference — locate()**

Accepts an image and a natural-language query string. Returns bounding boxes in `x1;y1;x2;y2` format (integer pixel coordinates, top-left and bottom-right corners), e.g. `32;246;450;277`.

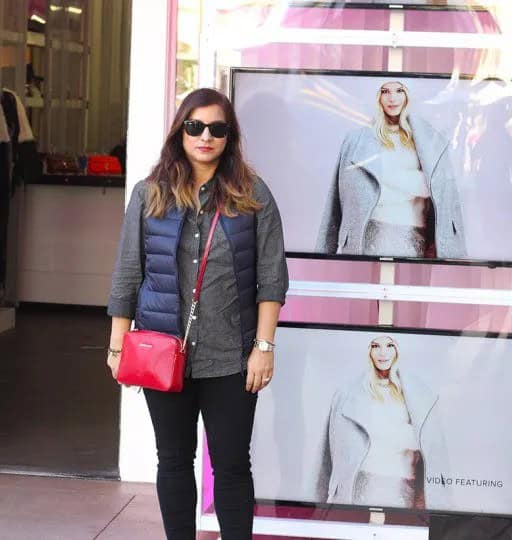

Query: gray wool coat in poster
315;115;466;258
313;372;452;511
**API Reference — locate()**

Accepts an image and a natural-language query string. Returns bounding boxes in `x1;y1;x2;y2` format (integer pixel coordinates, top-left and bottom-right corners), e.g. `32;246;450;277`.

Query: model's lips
197;146;213;152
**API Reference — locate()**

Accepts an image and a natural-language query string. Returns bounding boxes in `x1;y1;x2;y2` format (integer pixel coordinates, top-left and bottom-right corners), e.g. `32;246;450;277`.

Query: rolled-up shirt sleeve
254;178;289;304
107;180;146;319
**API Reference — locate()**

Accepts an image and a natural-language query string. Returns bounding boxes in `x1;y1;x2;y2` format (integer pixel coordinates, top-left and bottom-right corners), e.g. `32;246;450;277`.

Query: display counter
28;174;125;189
18;183;125;306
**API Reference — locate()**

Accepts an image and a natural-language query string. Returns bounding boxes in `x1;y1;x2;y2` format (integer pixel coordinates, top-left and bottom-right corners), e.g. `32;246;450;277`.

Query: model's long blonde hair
366;336;404;402
373;81;415;150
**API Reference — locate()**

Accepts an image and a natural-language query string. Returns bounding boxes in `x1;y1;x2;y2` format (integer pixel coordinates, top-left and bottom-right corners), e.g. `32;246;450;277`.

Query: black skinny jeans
144;372;258;540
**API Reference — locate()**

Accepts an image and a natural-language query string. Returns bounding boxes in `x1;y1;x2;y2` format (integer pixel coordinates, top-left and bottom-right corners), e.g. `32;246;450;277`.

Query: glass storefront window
176;0;200;105
174;1;512;536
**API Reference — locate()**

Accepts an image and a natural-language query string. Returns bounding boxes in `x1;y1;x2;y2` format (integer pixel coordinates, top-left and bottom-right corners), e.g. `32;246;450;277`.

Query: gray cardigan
313;372;452;511
316;115;466;258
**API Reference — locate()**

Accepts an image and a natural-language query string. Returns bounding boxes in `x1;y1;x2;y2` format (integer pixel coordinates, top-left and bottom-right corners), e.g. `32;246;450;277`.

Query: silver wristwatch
253;338;275;352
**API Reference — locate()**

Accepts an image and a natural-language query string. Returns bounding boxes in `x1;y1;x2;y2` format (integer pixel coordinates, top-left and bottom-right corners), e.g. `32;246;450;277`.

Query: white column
120;0;175;482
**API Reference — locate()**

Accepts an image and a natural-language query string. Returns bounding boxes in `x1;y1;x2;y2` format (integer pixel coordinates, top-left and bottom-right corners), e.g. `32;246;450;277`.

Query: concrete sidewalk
0;474;219;540
0;474;323;539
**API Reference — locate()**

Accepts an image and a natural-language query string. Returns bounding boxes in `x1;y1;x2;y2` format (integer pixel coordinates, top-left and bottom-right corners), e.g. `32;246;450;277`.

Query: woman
316;80;466;259
106;88;288;539
315;336;449;510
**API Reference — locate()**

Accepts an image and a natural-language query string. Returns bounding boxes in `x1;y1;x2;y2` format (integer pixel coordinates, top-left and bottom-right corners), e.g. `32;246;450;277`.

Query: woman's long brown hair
146;88;260;218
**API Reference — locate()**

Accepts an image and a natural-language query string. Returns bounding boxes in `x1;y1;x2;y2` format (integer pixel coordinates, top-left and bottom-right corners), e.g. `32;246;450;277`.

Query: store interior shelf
25;96;43;108
27;30;44;47
30;174;125;188
0;29;24;44
26;97;86;109
27;30;84;52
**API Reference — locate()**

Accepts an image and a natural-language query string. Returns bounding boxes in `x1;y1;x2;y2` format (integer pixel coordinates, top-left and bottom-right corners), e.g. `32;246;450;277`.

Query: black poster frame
288;1;493;11
251;321;512;520
230;67;510;269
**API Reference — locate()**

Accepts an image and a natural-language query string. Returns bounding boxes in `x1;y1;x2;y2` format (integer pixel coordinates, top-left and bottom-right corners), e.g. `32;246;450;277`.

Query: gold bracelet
108;347;122;356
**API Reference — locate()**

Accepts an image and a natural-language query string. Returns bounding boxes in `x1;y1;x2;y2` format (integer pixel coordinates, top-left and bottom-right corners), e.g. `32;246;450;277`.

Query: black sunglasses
183;120;229;138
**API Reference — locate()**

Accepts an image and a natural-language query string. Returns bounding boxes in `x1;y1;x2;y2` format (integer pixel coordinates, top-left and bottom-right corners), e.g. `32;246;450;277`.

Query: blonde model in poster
315;336;450;510
316;81;466;259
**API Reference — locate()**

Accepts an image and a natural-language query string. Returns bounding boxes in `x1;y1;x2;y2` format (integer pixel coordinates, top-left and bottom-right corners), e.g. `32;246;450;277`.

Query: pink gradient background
199;3;512;530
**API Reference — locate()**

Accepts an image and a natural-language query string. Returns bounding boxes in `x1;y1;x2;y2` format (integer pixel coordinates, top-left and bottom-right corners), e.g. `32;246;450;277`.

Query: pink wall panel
395;301;512;333
395;263;512;332
404;10;500;33
281;7;390;30
241;6;390;71
403;47;489;75
280;296;379;326
202;436;214;512
242;43;388;71
281;258;379;325
396;263;512;289
286;258;379;283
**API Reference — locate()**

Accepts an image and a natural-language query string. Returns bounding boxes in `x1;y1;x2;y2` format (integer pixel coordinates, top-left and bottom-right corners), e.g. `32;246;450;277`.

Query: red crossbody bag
116;209;220;392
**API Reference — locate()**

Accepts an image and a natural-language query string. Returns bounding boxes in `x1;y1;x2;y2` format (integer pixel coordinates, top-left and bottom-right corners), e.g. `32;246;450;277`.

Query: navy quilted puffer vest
135;208;257;354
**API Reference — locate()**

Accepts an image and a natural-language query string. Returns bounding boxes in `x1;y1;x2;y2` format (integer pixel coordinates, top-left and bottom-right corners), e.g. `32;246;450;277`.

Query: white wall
120;0;173;483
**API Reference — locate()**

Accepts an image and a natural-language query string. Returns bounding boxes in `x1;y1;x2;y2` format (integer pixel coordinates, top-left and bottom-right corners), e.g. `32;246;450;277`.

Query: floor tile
0;304;119;478
96;493;165;539
0;475;139;540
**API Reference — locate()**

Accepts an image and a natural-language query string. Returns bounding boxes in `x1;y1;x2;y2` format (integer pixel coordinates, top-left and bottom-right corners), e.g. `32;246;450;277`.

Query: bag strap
182;208;221;349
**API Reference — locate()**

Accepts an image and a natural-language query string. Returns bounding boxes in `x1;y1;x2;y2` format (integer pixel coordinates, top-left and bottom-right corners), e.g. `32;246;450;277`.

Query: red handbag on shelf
88;155;122;175
116;209;220;392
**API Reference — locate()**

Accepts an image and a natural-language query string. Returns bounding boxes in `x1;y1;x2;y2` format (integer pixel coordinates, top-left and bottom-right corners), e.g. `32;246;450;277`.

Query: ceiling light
66;6;83;14
49;4;63;11
30;14;47;24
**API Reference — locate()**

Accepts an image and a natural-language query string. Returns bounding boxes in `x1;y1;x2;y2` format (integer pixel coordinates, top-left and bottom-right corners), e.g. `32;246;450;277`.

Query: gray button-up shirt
108;176;288;378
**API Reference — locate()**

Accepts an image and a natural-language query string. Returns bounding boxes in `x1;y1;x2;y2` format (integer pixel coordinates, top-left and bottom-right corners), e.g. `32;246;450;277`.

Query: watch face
256;340;272;352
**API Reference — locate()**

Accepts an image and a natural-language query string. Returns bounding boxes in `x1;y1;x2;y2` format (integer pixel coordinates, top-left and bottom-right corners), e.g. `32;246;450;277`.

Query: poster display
232;69;512;266
290;1;494;9
251;324;512;515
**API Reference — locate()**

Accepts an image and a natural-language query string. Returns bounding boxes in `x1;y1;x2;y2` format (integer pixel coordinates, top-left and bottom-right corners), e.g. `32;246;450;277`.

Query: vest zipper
175;214;186;338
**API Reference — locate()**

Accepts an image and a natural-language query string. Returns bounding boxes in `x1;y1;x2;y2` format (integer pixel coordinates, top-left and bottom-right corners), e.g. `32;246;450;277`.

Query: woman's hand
107;349;122;380
108;317;132;383
246;348;274;393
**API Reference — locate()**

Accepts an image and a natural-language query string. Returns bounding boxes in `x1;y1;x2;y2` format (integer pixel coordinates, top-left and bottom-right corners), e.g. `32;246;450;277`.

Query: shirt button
192;315;197;320
200;186;205;191
193;259;198;264
192;288;196;293
191;342;196;347
199;210;204;215
194;233;199;238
